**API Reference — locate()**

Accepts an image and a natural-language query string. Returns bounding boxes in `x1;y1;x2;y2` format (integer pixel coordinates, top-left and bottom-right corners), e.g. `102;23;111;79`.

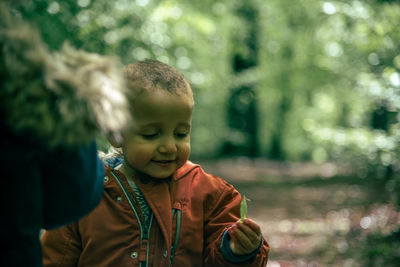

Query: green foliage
14;0;400;193
15;0;400;160
355;227;400;266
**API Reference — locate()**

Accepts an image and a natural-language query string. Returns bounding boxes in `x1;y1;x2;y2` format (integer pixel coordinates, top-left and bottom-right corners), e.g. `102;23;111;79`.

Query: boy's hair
124;59;193;99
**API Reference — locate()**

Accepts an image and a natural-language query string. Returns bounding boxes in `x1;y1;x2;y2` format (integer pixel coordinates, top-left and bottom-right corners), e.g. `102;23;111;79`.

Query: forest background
11;0;400;265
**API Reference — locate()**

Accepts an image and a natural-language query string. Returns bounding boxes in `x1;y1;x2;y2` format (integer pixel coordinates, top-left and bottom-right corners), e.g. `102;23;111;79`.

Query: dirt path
197;158;399;267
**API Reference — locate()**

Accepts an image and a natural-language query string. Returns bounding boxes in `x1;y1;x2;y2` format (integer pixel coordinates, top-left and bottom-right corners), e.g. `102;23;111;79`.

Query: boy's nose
158;137;178;154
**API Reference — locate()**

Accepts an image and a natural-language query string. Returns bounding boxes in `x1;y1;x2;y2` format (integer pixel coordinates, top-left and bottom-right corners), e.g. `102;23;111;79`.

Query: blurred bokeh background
11;0;400;265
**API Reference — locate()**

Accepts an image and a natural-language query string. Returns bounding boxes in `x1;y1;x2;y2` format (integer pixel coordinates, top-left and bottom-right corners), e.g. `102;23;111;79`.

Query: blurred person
0;3;129;267
41;59;269;267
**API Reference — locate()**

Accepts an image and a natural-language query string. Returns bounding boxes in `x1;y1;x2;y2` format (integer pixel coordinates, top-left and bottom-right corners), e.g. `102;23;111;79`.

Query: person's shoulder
175;161;235;191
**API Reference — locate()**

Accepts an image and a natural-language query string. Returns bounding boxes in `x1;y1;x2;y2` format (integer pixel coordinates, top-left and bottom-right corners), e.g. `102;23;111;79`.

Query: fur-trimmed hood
0;3;130;147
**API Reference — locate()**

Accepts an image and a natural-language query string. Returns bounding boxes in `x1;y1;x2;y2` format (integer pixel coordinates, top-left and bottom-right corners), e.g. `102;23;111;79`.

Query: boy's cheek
180;143;191;157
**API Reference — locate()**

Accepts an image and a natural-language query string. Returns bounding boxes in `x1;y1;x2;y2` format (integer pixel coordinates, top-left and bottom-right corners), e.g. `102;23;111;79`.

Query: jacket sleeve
203;180;269;267
41;141;104;229
41;223;82;267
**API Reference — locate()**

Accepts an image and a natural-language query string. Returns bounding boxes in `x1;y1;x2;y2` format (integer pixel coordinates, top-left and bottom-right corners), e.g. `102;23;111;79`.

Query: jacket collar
173;161;199;181
104;161;199;249
101;153;199;182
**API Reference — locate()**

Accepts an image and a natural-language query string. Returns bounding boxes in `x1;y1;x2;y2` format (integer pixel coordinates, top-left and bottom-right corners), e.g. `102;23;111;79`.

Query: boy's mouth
152;159;175;164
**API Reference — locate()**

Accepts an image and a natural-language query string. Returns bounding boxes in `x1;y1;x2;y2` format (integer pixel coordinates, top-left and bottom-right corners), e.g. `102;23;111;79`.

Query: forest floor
197;158;400;267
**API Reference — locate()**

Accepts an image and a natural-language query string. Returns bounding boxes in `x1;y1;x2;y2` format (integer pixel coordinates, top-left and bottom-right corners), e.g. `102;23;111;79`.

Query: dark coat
0;3;128;266
0;125;104;267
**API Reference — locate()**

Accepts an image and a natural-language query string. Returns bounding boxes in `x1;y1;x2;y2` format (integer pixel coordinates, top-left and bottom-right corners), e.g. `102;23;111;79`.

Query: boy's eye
141;133;160;139
175;133;188;138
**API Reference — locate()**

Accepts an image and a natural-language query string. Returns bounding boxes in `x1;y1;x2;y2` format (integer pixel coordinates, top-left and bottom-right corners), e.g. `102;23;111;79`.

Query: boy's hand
227;218;262;255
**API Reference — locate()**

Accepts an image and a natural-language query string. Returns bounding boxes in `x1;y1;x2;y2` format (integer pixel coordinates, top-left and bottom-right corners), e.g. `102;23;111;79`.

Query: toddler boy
41;59;269;267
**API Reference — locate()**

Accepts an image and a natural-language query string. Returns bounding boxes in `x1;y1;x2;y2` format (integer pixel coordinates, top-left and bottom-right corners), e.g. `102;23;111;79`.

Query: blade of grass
240;194;248;222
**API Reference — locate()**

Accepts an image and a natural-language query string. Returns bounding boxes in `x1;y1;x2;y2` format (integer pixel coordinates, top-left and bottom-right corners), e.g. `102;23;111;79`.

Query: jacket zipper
145;214;154;267
111;171;152;267
170;208;182;266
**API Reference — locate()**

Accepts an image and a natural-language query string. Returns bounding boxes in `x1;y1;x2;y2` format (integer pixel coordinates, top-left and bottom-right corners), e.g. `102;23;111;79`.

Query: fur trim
0;3;130;147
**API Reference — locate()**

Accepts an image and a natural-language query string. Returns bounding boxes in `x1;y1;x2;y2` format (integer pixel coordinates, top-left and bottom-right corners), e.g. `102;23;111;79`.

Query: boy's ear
106;132;123;148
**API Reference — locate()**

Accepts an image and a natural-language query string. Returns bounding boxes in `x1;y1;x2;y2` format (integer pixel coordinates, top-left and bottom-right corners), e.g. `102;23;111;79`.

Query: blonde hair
0;3;130;147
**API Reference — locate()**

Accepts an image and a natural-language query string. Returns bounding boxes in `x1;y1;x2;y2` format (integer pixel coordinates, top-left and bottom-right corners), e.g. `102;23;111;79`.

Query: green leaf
240;194;248;222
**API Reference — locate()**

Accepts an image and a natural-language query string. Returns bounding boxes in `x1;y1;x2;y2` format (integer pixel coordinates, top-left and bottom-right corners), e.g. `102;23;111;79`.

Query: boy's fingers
230;227;254;250
230;235;247;255
229;219;263;254
243;218;261;234
237;223;261;245
230;233;243;253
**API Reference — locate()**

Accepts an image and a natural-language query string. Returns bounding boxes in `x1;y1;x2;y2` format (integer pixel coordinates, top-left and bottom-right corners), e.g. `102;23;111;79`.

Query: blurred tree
221;0;260;157
11;0;400;181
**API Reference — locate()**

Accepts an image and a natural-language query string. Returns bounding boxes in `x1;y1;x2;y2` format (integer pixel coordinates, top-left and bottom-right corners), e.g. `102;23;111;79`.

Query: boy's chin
151;175;173;180
136;170;173;181
148;171;174;180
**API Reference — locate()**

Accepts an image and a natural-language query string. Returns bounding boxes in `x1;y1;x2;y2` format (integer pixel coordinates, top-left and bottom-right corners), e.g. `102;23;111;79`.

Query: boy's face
122;88;193;179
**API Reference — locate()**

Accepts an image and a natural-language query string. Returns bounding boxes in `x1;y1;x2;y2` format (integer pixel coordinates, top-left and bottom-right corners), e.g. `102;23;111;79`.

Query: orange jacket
41;161;269;267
